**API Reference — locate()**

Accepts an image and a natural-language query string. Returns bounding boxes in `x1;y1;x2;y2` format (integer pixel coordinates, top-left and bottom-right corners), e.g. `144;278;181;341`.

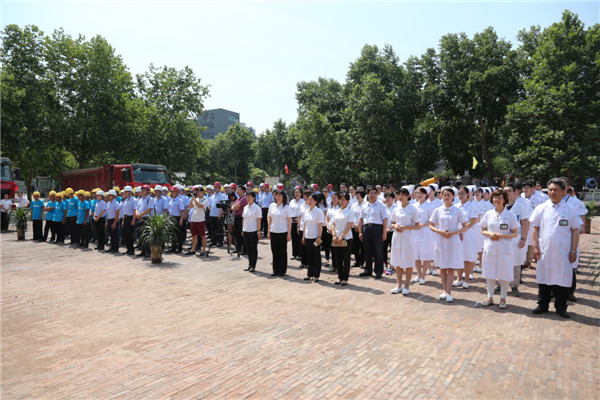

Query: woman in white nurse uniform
389;188;420;295
479;189;519;309
455;185;480;289
429;187;469;302
413;186;435;285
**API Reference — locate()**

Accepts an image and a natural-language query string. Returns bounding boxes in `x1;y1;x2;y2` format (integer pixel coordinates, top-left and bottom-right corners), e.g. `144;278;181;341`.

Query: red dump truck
61;163;171;192
0;157;19;198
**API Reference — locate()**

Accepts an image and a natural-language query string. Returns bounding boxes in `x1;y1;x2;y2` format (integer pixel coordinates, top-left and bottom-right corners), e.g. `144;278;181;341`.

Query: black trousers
77;223;90;246
261;208;269;236
243;231;258;268
270;232;288;275
96;217;106;249
538;283;570;312
209;216;223;246
299;229;308;266
322;226;332;262
67;216;79;243
291;220;301;258
55;220;66;243
32;219;43;240
107;218;119;251
234;215;244;253
571;269;577;294
1;212;9;231
169;216;184;251
352;228;364;267
363;224;384;276
383;230;393;265
305;238;322;278
43;219;53;241
123;215;135;252
333;238;353;281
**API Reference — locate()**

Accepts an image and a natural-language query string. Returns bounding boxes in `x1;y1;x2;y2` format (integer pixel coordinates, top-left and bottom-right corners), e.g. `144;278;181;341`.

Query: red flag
284;164;289;174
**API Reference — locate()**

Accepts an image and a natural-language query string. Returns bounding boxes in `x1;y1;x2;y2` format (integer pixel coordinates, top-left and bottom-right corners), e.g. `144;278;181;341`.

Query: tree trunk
26;172;34;202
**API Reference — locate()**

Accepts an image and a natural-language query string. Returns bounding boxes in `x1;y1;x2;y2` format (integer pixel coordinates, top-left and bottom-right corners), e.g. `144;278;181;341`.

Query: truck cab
111;163;170;189
0;157;18;199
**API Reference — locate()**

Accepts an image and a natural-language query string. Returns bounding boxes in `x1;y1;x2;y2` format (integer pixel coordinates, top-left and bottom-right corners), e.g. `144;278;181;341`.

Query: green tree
135;64;210;172
507;11;600;181
255;119;300;176
1;25;69;197
210;124;256;183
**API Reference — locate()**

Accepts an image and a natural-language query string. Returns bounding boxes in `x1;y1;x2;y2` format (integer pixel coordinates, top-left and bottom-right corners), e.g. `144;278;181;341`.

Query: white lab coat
479;208;520;281
530;200;582;287
390;203;419;269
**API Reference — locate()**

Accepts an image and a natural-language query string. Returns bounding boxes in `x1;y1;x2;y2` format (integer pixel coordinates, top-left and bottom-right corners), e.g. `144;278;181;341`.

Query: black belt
365;223;382;227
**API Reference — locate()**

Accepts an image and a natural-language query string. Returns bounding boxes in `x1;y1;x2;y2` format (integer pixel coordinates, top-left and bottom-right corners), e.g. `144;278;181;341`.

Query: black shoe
568;293;578;302
166;249;175;253
351;263;357;268
174;249;182;254
341;282;348;286
556;310;570;319
249;268;255;272
240;252;247;256
244;267;251;271
185;251;196;255
335;281;341;285
303;277;312;281
278;273;285;277
374;275;382;280
122;251;131;255
270;273;277;276
359;272;372;277
298;265;305;269
532;306;548;315
314;278;319;283
136;252;146;257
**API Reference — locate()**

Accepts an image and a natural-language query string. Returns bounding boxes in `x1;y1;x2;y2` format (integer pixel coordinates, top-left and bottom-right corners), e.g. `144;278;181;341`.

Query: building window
228;115;239;123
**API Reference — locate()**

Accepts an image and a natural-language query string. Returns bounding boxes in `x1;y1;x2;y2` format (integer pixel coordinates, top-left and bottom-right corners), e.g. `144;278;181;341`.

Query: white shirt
351;200;364;228
298;201;309;230
385;203;397;229
360;200;388;225
0;199;12;213
331;206;355;240
268;203;291;233
303;206;324;239
15;196;29;209
189;197;209;223
390;203;419;241
289;198;304;219
509;197;533;237
429;204;468;232
242;203;262;232
530;199;582;286
479;208;520;255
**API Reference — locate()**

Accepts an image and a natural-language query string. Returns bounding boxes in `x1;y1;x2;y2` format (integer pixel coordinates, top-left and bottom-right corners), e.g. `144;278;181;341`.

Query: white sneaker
391;287;403;294
439;292;447;300
462;272;466;279
469;274;474;280
402;288;410;295
462;281;469;289
431;269;439;276
426;270;432;276
419;278;426;285
445;294;454;302
473;267;482;273
411;277;419;283
452;280;463;287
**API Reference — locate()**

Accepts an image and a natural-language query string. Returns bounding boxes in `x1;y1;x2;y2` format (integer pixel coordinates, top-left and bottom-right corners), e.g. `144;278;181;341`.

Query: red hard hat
231;183;238;189
327;184;333;189
142;184;151;190
246;181;253;186
214;182;221;187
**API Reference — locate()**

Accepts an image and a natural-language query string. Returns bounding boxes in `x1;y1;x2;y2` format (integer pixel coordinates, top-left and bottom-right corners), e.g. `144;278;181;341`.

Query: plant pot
150;245;163;264
584;218;591;234
16;227;25;240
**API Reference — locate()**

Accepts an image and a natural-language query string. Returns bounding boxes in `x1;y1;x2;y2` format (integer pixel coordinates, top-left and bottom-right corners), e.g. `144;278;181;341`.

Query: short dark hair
503;183;516;192
522;180;534;188
274;189;289;205
246;191;256;199
366;185;377;194
491;189;508;205
547;178;566;191
384;192;396;199
303;190;313;197
559;176;571;187
338;191;350;201
398;188;410;197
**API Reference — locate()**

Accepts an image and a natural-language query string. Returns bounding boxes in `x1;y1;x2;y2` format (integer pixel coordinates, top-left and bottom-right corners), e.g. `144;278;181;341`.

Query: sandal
481;300;494;307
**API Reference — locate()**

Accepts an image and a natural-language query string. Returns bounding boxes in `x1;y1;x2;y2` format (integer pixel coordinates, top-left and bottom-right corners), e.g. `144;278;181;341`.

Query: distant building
197;108;255;139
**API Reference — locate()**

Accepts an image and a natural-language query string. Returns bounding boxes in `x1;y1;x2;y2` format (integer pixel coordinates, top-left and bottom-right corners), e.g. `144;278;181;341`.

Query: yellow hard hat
185;187;190;191
49;190;56;196
150;188;155;193
65;188;74;194
253;188;259;193
33;191;40;196
56;192;64;198
113;186;120;193
84;191;91;197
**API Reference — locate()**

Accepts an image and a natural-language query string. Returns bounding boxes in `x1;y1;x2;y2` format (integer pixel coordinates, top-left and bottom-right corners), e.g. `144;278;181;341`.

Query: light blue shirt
137;195;155;216
76;200;90;224
66;197;79;217
106;199;120;219
209;192;227;217
360;200;388;225
168;196;186;217
52;201;66;222
154;196;169;215
120;196;137;216
94;199;107;219
259;191;274;208
31;200;44;220
45;200;56;221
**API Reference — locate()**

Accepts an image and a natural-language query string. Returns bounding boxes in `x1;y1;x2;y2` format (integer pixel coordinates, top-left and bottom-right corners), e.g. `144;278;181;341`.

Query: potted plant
137;214;178;263
584;201;597;234
13;207;29;240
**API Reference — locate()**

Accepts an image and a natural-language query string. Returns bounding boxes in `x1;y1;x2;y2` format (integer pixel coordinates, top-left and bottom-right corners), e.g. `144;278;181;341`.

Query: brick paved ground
2;220;599;399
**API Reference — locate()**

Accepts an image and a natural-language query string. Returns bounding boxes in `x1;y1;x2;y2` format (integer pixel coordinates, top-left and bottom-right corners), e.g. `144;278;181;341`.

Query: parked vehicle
61;163;171;191
0;157;19;199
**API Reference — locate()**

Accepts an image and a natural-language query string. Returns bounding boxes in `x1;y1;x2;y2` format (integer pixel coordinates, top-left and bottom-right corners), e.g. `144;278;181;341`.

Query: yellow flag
472;156;478;169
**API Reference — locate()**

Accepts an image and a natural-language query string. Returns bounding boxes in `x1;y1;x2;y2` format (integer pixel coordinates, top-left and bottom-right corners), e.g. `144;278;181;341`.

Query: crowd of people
4;176;588;318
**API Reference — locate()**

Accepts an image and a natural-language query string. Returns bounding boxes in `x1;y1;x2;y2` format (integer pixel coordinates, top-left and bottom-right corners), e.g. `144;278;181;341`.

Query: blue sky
3;1;599;135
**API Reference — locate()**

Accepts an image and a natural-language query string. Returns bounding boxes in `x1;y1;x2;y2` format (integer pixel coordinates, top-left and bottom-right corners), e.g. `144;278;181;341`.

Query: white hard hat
107;189;117;196
123;185;133;192
154;185;162;191
96;190;105;196
135;187;142;193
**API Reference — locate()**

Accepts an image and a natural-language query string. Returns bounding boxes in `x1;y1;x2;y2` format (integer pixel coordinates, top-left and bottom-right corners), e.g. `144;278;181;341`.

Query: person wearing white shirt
296;189;312;269
324;193;340;269
413;187;435;285
0;193;12;232
389;188;420;295
531;178;581;318
429;187;469;303
454;186;479;289
188;188;209;256
267;190;292;277
331;192;355;286
382;192;397;271
351;188;366;269
302;193;324;282
501;183;532;296
561;177;587;302
289;188;304;261
242;191;262;272
14;191;29;209
358;186;389;279
479;189;520;309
